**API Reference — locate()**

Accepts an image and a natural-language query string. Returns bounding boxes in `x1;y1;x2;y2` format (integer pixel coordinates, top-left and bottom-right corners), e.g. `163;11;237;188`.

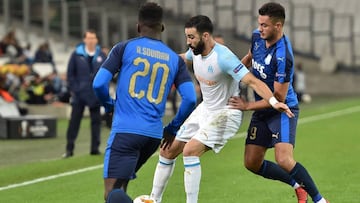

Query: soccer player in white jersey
150;15;294;203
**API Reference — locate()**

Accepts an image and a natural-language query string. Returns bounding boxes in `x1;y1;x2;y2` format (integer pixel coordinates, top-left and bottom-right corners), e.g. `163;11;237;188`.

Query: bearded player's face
185;28;205;55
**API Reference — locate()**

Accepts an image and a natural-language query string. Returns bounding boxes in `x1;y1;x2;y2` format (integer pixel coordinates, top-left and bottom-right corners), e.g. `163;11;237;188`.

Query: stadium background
1;1;360;202
1;0;360;97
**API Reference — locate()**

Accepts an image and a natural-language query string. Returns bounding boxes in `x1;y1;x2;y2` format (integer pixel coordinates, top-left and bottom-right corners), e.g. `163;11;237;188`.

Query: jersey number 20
129;57;170;104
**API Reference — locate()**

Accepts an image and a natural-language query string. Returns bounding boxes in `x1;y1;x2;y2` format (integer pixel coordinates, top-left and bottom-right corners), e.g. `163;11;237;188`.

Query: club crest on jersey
254;42;260;51
264;54;272;65
96;56;103;63
207;65;214;73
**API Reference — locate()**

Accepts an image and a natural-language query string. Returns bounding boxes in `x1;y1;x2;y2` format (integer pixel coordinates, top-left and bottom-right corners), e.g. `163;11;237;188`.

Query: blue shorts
103;132;161;179
245;107;299;148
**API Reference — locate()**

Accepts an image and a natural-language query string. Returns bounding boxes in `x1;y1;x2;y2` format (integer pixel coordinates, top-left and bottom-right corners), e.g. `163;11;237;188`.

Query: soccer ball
301;94;312;103
133;195;157;203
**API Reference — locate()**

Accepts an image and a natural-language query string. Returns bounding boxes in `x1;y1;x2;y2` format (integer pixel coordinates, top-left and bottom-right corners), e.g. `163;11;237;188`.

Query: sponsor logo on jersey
275;72;287;77
233;64;244;73
277;57;285;62
252;59;267;79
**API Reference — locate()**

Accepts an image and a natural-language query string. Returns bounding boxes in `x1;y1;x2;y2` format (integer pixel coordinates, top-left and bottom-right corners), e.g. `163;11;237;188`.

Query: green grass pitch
0;96;359;202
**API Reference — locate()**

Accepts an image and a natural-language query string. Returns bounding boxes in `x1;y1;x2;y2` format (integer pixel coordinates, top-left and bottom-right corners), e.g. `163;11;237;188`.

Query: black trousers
66;102;101;153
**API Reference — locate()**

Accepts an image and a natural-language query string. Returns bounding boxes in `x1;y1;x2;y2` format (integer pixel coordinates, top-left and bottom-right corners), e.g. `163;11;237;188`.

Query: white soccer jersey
186;43;249;110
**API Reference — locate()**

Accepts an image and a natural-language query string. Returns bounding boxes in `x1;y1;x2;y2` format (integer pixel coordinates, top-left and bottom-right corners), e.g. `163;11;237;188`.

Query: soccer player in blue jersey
228;2;329;203
92;2;197;203
150;15;294;203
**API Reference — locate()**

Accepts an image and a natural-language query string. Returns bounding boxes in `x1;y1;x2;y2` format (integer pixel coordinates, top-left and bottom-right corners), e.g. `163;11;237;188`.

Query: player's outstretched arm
93;67;115;113
234;73;294;118
162;81;197;148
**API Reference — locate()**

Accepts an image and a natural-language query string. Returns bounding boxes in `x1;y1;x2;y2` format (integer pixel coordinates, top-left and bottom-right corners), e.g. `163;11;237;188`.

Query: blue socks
106;189;132;203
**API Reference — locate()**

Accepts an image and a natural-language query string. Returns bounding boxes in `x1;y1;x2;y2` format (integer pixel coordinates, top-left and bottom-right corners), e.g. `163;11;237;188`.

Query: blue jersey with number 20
96;37;193;139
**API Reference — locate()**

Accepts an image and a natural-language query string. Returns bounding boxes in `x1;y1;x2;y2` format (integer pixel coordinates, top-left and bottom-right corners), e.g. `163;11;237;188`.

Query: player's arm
230;72;294;117
241;49;252;68
93;43;125;113
162;57;197;149
162;81;197;149
179;52;194;72
93;68;115;113
273;81;289;102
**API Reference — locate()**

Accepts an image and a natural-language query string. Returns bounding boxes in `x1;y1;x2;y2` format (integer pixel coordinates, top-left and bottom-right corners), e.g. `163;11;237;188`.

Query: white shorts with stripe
175;102;243;153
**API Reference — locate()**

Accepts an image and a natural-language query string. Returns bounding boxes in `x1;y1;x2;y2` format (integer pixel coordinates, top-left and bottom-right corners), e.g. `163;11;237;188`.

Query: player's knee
275;156;295;171
160;147;180;159
183;139;206;156
160;142;184;159
244;156;262;173
183;145;201;156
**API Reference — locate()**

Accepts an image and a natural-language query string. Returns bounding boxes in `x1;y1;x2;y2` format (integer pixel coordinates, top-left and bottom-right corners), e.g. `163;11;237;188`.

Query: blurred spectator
33;42;57;73
46;72;70;103
294;63;307;103
0;64;30;100
24;73;54;104
23;43;34;65
0;73;28;116
0;29;27;64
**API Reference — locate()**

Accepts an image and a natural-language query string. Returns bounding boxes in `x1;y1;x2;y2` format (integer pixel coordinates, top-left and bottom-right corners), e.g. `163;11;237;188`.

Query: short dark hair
138;2;163;30
258;2;285;24
185;15;213;34
83;29;97;38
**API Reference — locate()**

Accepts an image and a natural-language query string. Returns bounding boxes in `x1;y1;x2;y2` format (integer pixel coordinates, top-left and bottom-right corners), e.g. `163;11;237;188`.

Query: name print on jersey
136;46;170;61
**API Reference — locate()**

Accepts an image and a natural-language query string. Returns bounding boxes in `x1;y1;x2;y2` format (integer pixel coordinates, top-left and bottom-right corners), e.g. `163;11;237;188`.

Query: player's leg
245;112;307;201
182;139;209;203
151;105;203;203
106;188;132;203
275;143;328;203
272;110;329;203
150;139;186;203
104;178;129;201
89;105;101;154
275;144;328;203
182;108;242;203
103;133;146;201
64;100;85;157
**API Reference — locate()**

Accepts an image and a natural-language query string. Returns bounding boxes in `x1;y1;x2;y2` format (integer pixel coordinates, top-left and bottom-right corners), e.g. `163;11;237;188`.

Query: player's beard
189;39;205;55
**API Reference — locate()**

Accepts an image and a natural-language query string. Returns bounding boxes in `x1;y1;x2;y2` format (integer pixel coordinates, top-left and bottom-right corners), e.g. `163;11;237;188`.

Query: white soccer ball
133;195;157;203
302;94;312;103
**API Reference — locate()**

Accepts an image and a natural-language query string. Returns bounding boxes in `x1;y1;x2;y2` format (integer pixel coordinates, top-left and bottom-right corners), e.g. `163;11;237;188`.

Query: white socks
316;198;328;203
292;182;301;189
150;155;176;203
183;156;201;203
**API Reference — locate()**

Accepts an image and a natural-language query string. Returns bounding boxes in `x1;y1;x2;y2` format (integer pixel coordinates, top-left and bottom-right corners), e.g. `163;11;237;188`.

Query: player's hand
272;102;295;118
160;129;175;149
228;96;248;110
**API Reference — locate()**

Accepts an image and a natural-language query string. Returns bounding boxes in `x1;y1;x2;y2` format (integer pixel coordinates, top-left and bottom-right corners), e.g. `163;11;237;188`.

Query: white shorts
176;103;243;153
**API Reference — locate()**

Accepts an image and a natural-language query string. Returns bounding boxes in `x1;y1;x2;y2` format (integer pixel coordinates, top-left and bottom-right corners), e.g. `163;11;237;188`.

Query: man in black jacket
63;30;107;158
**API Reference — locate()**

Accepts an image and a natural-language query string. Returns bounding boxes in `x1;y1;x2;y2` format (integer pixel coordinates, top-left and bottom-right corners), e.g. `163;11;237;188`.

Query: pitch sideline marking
1;105;359;192
0;165;103;191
